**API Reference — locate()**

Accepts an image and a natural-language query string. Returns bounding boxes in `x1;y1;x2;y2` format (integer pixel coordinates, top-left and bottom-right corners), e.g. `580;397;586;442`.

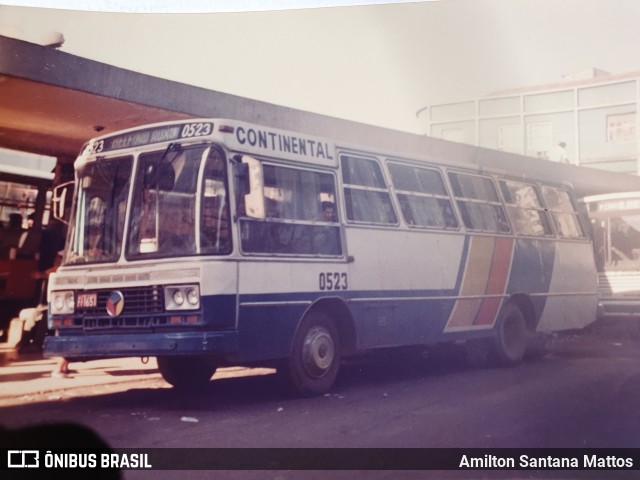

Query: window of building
526;122;553;159
578;81;636;108
442;129;464;143
607;112;636;143
497;124;522;153
524;90;574;113
430;101;476;122
479;96;520;116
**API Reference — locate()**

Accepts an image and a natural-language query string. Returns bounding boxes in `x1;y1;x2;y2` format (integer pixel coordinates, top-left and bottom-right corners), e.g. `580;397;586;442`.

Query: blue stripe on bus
201;294;237;328
231;294;488;362
237;288;458;305
506;238;556;325
218;238;559;362
453;234;471;295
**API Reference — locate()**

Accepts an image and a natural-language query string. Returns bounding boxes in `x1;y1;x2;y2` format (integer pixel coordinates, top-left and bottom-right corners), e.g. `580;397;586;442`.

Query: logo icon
106;291;125;317
8;450;39;468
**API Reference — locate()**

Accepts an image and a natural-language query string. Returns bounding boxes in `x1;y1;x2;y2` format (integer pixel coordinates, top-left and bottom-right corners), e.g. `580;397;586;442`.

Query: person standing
550;142;570;164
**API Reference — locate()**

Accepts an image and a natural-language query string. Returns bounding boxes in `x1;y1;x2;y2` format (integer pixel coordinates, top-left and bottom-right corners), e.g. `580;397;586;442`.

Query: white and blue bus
44;118;598;395
583;192;640;318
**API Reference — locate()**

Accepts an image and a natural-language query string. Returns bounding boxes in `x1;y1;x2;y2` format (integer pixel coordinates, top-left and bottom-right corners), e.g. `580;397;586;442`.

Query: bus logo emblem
106;291;125;317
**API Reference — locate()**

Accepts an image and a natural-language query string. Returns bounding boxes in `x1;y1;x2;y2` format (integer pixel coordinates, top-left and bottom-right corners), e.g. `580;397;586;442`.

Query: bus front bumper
43;330;239;360
598;300;640;319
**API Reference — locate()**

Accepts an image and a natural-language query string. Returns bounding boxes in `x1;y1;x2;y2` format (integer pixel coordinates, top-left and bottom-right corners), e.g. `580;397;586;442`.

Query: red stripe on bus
473;237;514;326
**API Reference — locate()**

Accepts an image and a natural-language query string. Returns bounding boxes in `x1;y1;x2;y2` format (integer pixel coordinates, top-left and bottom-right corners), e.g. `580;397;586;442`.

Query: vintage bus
583;192;640;318
44;118;598;395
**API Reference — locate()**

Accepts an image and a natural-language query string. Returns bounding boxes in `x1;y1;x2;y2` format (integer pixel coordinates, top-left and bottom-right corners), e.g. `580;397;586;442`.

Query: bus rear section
44;119;598;396
584;192;640;318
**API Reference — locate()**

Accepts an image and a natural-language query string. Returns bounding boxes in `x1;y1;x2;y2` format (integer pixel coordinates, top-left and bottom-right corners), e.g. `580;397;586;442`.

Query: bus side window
240;163;342;256
499;179;552;237
540;186;585;239
387;162;458;230
341;155;397;225
448;172;510;234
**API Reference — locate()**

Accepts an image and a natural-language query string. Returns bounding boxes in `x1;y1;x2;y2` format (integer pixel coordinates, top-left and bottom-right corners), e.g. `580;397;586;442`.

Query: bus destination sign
83;122;214;155
595;198;640;213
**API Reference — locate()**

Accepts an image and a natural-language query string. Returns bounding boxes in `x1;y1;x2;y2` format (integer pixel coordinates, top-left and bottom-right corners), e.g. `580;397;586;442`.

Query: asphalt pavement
0;348;275;407
1;316;638;408
0;352;162;406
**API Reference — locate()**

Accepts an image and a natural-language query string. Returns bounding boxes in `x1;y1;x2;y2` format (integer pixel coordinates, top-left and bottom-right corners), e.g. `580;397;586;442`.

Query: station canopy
2;34;640;198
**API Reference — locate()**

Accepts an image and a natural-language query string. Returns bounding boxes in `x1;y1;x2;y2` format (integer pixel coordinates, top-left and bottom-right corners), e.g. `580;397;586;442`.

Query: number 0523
319;272;348;291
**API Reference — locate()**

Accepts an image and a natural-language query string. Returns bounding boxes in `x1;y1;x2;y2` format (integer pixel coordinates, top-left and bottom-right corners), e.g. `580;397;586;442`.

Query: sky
1;0;640;136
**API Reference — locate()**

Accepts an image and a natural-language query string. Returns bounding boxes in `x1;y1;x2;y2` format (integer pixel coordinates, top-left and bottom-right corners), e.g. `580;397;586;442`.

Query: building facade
417;69;640;175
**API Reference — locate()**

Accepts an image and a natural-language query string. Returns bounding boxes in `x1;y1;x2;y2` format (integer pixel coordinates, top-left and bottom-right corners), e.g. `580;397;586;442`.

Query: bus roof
582;191;640;203
80;117;640;199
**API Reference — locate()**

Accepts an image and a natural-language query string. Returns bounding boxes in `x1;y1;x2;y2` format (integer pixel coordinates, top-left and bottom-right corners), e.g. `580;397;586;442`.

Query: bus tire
491;302;527;366
281;311;341;397
156;356;216;390
524;332;549;361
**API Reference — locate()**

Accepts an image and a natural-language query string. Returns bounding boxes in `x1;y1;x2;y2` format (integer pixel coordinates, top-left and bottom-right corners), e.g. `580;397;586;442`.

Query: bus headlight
173;290;185;306
51;291;75;315
186;288;200;306
165;285;200;310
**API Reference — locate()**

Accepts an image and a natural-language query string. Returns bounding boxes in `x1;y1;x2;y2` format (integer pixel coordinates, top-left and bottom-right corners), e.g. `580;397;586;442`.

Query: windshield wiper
144;142;183;190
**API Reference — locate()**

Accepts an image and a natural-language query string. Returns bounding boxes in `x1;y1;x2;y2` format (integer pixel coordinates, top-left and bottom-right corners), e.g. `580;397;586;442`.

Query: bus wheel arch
507;294;549;361
306;297;356;355
281;299;353;396
507;294;537;332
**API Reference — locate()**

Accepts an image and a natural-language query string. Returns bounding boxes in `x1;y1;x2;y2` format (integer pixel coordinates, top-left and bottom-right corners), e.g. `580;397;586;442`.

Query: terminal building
417;68;640;175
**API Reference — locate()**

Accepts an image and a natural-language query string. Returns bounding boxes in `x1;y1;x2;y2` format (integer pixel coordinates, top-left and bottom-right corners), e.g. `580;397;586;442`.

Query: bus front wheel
491;302;527;366
281;312;341;397
156;356;217;390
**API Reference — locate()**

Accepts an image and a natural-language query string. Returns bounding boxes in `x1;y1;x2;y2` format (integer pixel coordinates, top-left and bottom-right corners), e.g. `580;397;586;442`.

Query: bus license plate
77;293;97;308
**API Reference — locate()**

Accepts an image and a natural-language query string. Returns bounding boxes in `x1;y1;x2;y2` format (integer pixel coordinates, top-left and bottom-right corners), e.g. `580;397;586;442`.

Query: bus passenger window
388;162;458;230
499;179;552;236
541;186;585;239
448;172;510;234
341;155;397;225
239;164;341;256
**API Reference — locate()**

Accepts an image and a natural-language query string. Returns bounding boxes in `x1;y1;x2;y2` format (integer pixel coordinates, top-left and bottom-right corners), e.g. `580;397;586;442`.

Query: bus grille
598;272;640;298
75;285;165;316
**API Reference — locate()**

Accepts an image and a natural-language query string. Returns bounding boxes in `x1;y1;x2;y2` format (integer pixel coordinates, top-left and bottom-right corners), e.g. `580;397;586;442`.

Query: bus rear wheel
491;302;527;366
156;356;217;390
281;312;341;397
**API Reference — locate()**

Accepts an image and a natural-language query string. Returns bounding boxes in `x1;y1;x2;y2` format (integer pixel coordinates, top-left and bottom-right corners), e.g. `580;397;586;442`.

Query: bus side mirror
52;181;74;224
234;155;265;219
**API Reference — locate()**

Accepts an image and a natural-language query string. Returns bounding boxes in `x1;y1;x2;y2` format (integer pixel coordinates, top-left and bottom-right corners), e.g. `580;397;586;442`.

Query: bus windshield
65;157;133;265
127;145;231;258
591;212;640;271
66;144;232;265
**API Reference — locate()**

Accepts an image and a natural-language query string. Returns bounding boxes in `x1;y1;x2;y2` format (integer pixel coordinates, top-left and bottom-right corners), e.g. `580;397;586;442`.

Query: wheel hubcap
302;326;335;378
